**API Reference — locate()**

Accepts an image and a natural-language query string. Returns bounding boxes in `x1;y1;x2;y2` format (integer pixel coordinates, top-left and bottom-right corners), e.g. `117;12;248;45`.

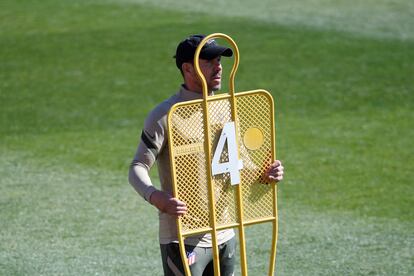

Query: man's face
195;56;222;92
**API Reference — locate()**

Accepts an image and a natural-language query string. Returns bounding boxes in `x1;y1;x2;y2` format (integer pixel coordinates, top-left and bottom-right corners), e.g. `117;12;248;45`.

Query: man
129;34;284;276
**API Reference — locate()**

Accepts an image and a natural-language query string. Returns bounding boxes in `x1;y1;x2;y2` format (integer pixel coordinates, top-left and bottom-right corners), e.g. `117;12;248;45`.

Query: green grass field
1;0;413;275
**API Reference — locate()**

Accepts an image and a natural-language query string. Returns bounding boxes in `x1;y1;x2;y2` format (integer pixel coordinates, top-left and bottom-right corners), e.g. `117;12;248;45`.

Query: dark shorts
160;237;236;276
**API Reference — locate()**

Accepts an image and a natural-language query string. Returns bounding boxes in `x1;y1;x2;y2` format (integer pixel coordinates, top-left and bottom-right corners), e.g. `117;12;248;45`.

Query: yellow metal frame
167;33;278;276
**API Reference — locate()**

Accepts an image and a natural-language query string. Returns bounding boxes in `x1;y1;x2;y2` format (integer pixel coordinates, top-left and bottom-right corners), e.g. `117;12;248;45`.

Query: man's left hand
265;160;284;182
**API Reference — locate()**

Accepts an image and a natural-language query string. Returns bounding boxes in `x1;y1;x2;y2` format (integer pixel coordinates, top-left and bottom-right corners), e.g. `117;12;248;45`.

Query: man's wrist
148;190;160;205
149;190;167;212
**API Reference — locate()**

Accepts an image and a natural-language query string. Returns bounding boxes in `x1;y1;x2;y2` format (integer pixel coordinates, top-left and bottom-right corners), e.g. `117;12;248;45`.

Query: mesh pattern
236;94;274;222
208;100;238;227
168;91;275;235
170;103;210;232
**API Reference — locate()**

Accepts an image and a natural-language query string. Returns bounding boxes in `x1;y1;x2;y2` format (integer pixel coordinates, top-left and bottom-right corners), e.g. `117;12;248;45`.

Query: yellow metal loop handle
193;33;240;99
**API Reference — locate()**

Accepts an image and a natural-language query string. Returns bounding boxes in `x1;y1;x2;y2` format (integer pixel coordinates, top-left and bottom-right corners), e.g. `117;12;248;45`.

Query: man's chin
211;82;221;91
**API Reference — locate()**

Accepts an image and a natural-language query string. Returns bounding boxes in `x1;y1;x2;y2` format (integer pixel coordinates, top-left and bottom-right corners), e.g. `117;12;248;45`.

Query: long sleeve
128;159;157;202
128;104;167;202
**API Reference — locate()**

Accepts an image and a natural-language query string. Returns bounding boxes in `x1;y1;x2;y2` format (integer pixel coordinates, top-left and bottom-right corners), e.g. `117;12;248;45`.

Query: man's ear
182;62;194;75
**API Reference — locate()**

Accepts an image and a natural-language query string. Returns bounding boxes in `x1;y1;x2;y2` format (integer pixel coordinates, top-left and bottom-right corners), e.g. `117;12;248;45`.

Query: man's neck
183;84;213;95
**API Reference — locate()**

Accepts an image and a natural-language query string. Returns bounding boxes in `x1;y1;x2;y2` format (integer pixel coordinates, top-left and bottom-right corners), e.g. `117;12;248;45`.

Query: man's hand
149;190;187;216
265;160;284;182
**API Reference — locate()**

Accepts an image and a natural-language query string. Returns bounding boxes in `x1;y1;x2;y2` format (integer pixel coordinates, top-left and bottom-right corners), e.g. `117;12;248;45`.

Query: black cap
174;34;233;70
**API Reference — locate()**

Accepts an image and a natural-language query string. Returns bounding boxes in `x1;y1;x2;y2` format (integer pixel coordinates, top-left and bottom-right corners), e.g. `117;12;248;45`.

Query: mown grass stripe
98;0;414;41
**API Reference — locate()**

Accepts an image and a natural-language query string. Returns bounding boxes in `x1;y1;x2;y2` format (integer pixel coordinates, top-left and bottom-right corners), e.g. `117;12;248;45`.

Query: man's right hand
149;190;187;217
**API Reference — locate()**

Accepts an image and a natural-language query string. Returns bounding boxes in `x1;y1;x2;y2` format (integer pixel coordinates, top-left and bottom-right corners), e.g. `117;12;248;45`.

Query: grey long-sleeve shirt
129;85;234;247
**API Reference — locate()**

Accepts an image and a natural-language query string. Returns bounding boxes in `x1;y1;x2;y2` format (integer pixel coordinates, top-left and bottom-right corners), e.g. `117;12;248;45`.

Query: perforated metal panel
168;90;275;236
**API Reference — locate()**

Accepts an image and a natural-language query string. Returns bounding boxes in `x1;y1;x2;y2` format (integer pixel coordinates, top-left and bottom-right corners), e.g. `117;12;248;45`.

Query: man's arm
129;104;188;216
128;160;157;201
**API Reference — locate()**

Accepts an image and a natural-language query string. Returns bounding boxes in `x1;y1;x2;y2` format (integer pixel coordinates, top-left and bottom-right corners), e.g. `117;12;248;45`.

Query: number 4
211;122;244;185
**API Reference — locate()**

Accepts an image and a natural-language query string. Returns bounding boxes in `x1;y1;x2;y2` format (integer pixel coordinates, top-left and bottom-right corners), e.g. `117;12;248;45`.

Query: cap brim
200;46;233;60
